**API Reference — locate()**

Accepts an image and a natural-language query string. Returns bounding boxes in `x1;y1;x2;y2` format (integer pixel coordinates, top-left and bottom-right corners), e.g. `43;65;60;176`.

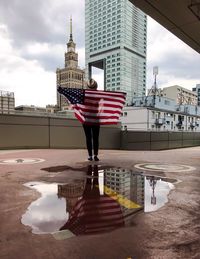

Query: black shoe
94;156;99;161
88;156;93;161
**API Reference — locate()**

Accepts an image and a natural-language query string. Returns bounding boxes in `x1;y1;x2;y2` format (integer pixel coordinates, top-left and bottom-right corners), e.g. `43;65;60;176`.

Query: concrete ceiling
129;0;200;54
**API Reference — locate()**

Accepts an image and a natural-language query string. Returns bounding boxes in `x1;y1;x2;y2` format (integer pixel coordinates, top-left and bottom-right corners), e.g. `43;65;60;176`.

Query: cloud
0;0;85;107
0;25;56;107
146;17;200;90
0;0;85;72
0;1;200;108
0;0;85;46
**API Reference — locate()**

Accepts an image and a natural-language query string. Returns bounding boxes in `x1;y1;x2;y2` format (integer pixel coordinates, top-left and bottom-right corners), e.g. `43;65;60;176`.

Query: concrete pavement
0;148;200;259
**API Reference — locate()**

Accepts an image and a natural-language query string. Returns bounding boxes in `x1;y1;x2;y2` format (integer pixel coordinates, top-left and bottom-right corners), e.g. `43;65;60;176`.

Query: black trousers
82;124;100;157
84;165;100;197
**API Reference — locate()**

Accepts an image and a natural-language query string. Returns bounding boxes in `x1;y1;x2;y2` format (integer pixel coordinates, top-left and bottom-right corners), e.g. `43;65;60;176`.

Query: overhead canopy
129;0;200;54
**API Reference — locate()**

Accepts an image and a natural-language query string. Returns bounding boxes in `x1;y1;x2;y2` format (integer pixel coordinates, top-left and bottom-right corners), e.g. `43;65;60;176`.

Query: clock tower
65;17;78;68
56;17;85;110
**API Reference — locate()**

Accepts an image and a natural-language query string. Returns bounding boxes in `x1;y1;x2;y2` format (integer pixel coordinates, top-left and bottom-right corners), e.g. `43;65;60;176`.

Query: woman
57;78;126;161
83;79;100;161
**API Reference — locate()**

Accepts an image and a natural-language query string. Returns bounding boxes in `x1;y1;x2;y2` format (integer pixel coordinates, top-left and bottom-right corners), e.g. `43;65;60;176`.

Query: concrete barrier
121;130;200;150
0;114;200;150
0;114;121;150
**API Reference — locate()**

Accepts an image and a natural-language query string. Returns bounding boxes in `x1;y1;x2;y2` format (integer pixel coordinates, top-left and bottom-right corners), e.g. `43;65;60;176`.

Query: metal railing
0;109;75;118
0;90;14;97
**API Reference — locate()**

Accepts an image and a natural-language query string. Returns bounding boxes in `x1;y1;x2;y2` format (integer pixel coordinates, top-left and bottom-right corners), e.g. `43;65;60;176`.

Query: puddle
21;165;175;236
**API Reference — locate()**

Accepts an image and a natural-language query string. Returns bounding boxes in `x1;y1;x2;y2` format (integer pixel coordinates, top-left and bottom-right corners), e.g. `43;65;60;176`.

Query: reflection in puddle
21;165;175;235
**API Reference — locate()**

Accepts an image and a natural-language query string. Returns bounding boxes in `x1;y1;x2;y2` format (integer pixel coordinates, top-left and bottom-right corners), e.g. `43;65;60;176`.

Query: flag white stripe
80;111;120;118
79;111;120;117
76;110;120;120
86;90;126;97
75;110;119;122
76;104;123;112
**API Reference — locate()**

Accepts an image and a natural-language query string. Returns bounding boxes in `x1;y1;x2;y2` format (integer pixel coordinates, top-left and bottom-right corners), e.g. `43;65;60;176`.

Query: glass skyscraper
85;0;147;104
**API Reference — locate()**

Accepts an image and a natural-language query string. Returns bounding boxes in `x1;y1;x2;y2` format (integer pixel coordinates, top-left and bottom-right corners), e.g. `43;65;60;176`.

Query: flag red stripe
83;102;124;109
74;106;122;114
85;93;126;102
74;112;84;123
79;109;120;118
85;96;125;105
75;110;119;121
80;111;120;120
75;104;123;112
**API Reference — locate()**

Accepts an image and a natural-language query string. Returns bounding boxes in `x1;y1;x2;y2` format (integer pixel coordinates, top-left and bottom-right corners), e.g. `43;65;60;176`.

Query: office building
121;95;200;131
104;168;144;225
15;105;46;113
192;84;200;106
85;0;147;104
0;90;15;113
162;85;197;106
57;18;85;110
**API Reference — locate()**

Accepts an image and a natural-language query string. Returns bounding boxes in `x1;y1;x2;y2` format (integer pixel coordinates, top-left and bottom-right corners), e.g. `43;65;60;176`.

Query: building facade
45;104;60;114
85;0;147;104
0;90;15;113
162;85;197;106
104;168;144;225
15;105;46;113
192;83;200;106
57;18;85;110
121;96;200;131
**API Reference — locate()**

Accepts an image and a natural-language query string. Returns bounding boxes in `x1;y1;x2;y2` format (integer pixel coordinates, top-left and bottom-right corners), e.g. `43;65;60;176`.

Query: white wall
121;107;200;131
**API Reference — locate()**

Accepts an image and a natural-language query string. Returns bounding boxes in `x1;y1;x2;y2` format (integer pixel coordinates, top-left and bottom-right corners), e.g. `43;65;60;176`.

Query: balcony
176;121;183;129
155;118;165;125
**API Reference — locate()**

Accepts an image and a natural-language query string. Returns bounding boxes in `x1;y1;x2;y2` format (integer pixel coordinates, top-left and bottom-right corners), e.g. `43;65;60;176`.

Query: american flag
57;87;126;125
60;194;124;236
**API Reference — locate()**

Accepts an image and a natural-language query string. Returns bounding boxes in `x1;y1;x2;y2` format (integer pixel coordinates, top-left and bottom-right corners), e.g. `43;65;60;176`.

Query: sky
0;0;200;107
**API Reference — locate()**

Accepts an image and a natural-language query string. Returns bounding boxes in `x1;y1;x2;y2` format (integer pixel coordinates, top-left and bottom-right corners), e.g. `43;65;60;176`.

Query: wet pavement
0;148;200;259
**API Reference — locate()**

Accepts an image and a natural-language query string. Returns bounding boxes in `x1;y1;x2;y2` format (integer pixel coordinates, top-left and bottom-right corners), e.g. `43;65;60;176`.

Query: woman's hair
87;79;98;89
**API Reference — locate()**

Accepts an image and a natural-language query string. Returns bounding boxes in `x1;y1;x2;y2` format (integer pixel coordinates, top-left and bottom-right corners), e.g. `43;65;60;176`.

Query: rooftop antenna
147;66;161;107
153;66;158;89
146;176;158;205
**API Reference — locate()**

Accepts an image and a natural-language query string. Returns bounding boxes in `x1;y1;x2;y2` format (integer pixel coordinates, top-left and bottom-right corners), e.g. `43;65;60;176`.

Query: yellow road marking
102;185;142;209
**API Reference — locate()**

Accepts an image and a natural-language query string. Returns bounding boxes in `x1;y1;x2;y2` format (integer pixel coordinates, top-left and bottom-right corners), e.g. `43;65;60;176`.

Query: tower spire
70;16;73;41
